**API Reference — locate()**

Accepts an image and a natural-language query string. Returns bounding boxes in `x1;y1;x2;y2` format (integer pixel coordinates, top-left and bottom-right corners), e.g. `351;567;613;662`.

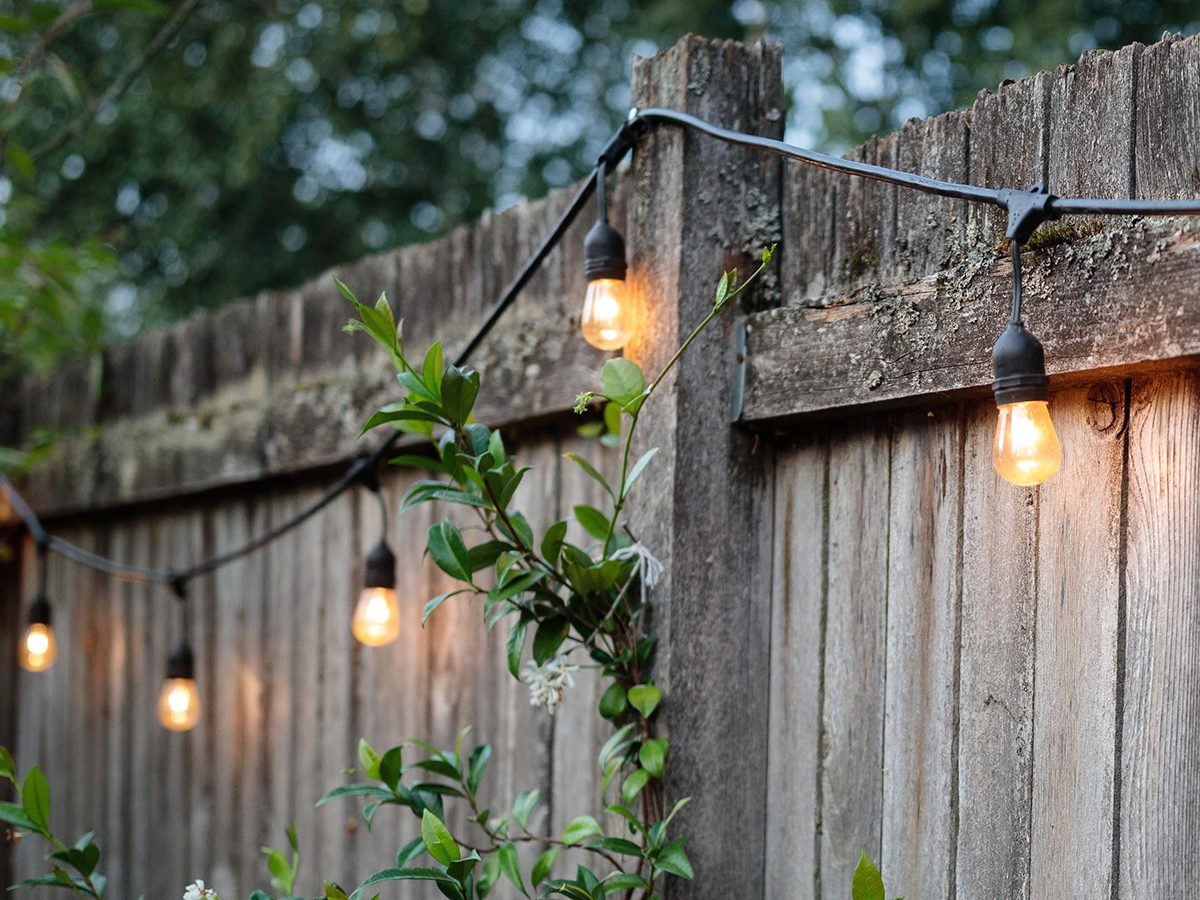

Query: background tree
1;0;1197;376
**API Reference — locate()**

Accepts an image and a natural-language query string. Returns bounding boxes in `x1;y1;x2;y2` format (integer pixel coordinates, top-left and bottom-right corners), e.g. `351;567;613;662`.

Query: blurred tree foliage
1;0;1197;377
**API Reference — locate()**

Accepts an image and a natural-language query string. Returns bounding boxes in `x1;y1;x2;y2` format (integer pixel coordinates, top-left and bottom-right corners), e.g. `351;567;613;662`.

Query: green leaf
316;784;393;807
349;867;463;900
660;796;691;831
531;847;559;886
0;747;15;786
389;453;450;475
263;846;296;894
540;521;568;564
601;358;644;408
532;617;569;666
621;769;650;805
638;737;669;779
0;801;35;830
654;838;694;880
422;590;468;625
362;406;442;434
597;724;634;770
326;881;350;900
562;815;603;846
427;519;474;583
627;684;662;718
477;853;501;899
420;809;460;866
620;448;659;499
396;837;426;868
715;269;730;307
468;540;512;573
603;873;649;891
572;505;610;542
467;744;491;796
379;746;404;790
852;851;886;900
604;804;644;836
506;618;529;678
496;842;527;897
21;766;49;833
586;837;643;856
512;789;540;829
422;341;443;399
563;453;615;501
358;739;381;779
440;366;480;424
603;401;622;435
598;682;627;720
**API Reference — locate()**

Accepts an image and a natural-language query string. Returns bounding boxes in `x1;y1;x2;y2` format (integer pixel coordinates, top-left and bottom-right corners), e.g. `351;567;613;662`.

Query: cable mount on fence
4;105;1200;596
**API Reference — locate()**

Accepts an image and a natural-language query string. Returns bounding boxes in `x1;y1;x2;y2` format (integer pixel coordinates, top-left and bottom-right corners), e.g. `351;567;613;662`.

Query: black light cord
4;106;1200;596
1011;243;1024;324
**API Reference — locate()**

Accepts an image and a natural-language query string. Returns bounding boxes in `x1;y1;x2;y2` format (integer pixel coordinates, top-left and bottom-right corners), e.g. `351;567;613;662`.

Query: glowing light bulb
581;278;635;351
352;586;401;646
993;400;1062;486
158;677;201;731
19;622;56;672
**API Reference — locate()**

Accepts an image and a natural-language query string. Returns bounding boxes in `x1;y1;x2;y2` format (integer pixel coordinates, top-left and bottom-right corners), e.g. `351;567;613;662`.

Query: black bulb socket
992;322;1050;406
166;641;195;680
27;594;51;627
364;540;397;591
583;220;627;282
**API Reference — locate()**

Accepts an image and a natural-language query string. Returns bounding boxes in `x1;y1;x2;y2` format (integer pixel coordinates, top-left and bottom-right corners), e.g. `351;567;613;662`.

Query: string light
352;472;400;647
2;108;1199;689
159;580;200;731
991;190;1062;487
581;159;634;350
19;544;55;672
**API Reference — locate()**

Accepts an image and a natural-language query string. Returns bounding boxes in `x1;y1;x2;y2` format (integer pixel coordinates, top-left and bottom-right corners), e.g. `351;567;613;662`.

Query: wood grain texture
956;399;1035;900
764;437;826;900
820;420;889;900
9;184;619;517
627;34;782;900
743;219;1200;424
1135;35;1200;199
1119;372;1200;898
1030;384;1124;900
881;407;962;900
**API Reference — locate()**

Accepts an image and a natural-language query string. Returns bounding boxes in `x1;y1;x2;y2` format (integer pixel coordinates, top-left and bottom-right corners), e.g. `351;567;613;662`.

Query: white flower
522;657;579;714
184;881;219;900
610;541;664;609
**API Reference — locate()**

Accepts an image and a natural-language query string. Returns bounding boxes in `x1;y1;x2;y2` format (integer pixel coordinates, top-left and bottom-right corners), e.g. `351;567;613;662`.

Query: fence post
626;36;782;899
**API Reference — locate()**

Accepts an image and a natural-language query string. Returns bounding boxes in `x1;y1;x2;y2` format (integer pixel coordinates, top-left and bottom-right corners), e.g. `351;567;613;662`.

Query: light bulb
352;586;401;646
158;677;201;731
581;278;635;351
993;400;1061;486
19;622;56;672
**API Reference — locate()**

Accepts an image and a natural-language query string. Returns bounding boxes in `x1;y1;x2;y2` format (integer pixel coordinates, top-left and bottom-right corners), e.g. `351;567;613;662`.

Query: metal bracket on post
729;318;748;423
998;183;1060;244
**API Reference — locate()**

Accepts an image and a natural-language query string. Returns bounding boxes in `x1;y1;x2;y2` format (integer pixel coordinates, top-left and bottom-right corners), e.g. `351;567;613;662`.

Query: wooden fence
4;30;1200;900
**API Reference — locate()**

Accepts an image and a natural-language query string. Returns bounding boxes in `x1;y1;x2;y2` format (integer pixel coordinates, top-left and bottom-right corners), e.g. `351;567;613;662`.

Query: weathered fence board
956;400;1036;900
1120;372;1200;899
1029;385;1123;900
764;438;825;900
881;408;962;900
819;422;889;900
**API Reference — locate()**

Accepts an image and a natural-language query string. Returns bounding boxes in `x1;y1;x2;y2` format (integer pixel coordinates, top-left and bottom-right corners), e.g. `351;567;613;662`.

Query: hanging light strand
1;107;1198;592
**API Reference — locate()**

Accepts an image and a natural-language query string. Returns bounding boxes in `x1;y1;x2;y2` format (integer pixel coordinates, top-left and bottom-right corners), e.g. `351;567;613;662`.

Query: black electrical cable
631;106;1200;217
5;106;1200;595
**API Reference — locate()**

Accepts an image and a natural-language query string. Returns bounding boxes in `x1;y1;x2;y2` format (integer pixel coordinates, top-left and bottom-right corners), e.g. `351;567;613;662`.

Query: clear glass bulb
352;586;401;647
158;677;201;731
581;278;635;350
19;622;56;672
993;400;1062;486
